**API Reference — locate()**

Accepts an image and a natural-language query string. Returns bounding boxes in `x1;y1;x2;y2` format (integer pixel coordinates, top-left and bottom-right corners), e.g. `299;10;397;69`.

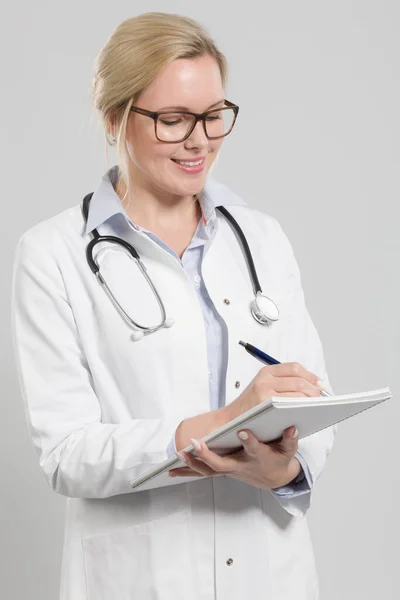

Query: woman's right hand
226;362;322;421
175;362;322;453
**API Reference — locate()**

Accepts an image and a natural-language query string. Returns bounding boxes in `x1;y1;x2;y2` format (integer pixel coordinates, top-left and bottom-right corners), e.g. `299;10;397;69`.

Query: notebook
129;387;392;492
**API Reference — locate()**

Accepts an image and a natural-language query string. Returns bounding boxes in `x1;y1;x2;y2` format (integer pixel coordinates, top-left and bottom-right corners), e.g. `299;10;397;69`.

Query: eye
160;118;183;127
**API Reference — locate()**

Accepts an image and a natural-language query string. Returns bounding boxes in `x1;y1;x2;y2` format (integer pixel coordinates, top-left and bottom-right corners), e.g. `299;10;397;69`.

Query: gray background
2;1;399;598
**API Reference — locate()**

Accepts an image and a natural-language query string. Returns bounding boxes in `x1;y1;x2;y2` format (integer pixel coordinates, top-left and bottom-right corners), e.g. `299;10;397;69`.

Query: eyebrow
157;98;225;111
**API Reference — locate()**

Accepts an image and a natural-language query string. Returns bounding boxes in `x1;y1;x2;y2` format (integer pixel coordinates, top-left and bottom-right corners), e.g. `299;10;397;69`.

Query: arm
167;428;312;498
165;408;228;458
167;416;311;499
269;452;312;497
11;231;190;499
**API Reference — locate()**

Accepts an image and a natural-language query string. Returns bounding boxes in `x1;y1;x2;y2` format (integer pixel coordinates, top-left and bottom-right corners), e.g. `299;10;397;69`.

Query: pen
238;340;331;397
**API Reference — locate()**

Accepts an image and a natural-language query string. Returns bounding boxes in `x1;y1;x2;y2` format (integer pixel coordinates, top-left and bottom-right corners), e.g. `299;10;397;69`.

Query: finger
274;426;299;455
188;439;237;473
263;362;319;386
168;467;206;477
270;376;321;397
179;450;214;475
237;429;261;458
274;392;308;397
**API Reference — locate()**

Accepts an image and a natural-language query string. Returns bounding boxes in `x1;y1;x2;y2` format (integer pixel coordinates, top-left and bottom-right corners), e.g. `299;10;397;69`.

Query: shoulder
13;204;85;279
15;204;84;258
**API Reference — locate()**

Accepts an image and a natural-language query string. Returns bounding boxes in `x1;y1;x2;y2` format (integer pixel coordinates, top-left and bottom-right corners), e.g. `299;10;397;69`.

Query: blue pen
238;340;331;397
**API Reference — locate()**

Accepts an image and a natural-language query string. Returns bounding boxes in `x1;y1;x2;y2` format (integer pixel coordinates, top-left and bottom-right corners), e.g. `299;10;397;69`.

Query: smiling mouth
171;157;206;165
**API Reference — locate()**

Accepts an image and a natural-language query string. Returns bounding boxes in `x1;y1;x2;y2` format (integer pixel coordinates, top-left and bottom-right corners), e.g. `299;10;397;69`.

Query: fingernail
238;431;248;440
177;452;188;463
190;438;201;451
291;428;298;438
317;378;326;389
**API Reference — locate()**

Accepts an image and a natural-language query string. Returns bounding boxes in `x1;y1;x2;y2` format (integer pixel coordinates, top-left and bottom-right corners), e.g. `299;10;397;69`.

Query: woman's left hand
168;426;301;490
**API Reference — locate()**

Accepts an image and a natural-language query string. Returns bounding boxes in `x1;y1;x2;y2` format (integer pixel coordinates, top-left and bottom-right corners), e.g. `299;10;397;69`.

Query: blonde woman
11;12;336;600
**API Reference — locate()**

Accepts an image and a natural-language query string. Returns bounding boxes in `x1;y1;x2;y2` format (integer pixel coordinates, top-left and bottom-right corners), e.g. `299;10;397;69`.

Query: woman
11;12;336;600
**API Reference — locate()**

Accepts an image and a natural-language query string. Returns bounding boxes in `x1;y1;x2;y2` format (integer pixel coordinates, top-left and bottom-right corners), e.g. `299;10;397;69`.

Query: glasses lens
156;107;236;142
157;113;195;142
204;107;235;139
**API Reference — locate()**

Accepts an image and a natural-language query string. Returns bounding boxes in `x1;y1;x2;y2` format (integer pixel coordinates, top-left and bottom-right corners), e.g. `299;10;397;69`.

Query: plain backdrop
1;2;399;599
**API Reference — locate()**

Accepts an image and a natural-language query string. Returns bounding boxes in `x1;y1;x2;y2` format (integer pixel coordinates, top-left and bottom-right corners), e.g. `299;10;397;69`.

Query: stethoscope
82;193;280;341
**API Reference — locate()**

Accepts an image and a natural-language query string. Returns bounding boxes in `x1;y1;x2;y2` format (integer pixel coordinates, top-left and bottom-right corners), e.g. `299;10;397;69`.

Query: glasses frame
129;98;239;143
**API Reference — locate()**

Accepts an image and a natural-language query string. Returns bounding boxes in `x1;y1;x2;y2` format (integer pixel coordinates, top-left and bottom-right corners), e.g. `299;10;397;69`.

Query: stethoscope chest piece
82;194;281;339
251;291;280;325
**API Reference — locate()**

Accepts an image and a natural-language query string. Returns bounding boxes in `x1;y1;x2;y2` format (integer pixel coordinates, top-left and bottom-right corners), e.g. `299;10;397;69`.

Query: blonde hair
91;12;229;208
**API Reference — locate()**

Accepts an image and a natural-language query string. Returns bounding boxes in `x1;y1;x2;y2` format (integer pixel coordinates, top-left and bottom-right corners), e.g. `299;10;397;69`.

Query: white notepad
129;387;392;492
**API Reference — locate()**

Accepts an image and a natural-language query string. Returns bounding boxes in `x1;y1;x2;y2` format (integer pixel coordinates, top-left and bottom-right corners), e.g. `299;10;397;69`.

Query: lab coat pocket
82;509;196;600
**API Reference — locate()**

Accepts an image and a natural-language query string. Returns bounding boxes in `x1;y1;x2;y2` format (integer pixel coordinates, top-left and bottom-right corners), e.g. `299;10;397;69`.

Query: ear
105;114;117;138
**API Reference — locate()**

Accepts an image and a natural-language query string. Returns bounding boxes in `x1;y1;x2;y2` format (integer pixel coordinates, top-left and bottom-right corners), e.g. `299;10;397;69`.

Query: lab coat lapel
202;208;288;408
91;217;212;420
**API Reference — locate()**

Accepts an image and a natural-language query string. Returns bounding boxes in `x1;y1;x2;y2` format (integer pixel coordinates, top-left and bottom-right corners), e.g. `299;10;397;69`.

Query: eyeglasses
129;98;239;143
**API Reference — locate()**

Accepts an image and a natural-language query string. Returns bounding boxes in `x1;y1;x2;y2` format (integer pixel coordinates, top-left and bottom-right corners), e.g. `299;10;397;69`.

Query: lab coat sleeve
268;218;337;518
269;450;312;498
11;231;188;499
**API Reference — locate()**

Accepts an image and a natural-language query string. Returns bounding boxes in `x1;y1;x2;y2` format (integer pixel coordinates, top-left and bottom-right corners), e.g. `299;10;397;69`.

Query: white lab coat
11;176;336;600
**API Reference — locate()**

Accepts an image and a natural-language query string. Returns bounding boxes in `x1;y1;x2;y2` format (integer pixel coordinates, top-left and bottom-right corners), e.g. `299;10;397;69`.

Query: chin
171;176;206;192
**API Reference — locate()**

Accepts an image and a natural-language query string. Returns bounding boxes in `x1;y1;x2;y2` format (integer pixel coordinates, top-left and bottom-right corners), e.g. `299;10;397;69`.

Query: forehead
139;55;224;111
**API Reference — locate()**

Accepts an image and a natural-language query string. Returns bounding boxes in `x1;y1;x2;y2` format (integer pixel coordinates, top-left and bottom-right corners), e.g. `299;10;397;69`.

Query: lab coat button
226;558;234;566
223;298;230;305
235;381;241;389
194;275;201;283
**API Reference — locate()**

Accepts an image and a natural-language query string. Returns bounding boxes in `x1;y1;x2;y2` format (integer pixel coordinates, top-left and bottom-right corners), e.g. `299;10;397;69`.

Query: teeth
176;159;203;166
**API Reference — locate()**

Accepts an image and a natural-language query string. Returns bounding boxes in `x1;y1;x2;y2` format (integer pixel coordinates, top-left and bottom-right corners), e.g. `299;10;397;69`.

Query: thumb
237;429;260;457
279;426;299;454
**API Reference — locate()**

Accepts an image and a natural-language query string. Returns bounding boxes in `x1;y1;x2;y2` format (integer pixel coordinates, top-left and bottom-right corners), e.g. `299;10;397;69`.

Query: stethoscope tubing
215;205;262;296
81;192;279;333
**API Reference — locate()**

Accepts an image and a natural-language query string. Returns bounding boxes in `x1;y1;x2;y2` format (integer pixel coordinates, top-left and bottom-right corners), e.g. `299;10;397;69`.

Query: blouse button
235;381;241;389
223;298;230;305
226;558;234;566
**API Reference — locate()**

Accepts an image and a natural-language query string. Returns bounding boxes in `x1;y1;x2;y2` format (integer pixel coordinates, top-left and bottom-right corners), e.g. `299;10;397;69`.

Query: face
122;54;226;202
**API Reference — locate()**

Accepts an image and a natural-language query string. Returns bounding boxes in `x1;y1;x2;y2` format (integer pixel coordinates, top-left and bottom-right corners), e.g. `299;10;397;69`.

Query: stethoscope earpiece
131;330;145;342
131;317;175;342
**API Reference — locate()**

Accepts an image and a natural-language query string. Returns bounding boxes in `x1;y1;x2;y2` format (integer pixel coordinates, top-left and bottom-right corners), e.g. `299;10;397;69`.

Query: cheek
126;121;157;163
212;138;224;154
207;143;223;165
127;138;165;170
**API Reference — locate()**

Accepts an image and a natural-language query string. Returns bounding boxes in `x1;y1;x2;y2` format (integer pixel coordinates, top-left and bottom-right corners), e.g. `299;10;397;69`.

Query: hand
168;425;301;490
226;361;322;422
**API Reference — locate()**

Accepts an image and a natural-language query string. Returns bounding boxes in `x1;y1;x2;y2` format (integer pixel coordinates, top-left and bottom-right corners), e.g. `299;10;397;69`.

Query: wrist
174;406;232;452
270;457;302;490
287;456;302;482
220;400;240;423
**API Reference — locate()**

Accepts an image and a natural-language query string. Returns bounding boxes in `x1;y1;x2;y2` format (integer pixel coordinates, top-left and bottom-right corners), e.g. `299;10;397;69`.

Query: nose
186;118;209;147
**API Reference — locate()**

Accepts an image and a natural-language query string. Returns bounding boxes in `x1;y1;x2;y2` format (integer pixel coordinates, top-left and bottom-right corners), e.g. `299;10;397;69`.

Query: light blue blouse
87;166;312;498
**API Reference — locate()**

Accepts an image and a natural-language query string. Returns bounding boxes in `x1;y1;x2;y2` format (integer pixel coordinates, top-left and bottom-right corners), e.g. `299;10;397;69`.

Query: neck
114;176;202;231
